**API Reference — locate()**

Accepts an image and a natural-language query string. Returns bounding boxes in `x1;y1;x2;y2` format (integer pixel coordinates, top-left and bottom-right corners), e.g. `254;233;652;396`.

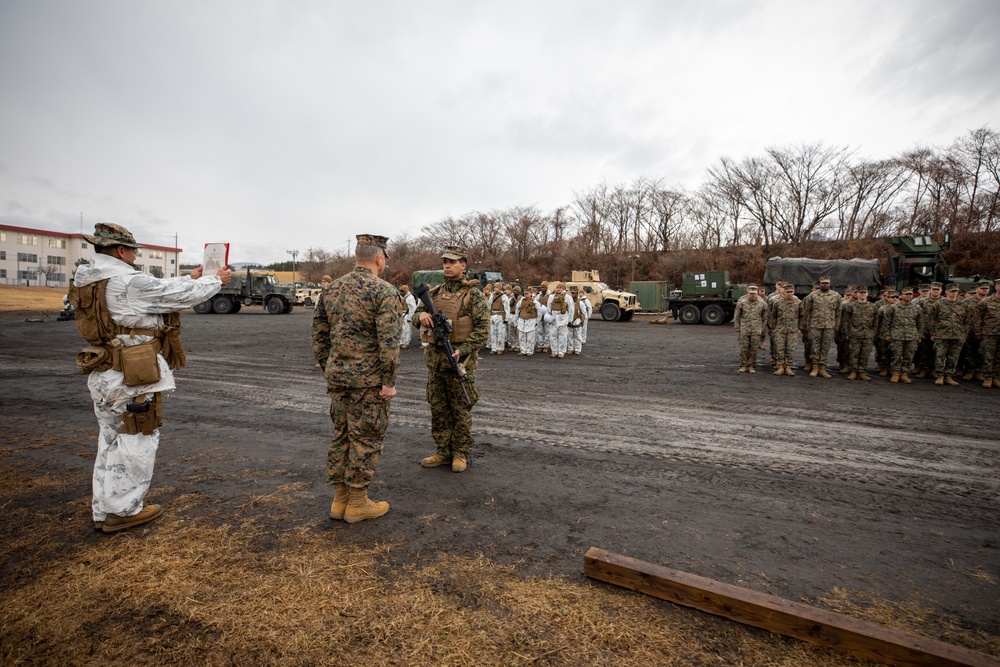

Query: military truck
885;233;987;291
411;269;505;290
563;270;641;322
764;257;882;299
665;270;748;325
192;269;295;314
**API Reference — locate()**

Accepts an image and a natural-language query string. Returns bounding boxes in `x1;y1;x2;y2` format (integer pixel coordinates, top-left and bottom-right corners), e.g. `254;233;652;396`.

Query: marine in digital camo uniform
886;287;923;383
71;222;231;533
414;245;490;472
801;275;841;378
928;283;970;385
734;284;768;373
838;286;878;381
312;234;401;523
767;282;800;376
975;278;1000;388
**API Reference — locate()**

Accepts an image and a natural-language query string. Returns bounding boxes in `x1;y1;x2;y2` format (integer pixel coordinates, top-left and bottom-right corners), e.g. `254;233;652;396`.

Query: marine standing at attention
414;245;489;472
312;234;401;523
70;222;231;533
733;284;768;373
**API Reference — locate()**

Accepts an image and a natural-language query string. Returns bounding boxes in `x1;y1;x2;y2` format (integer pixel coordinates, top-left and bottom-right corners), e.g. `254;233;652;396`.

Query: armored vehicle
192;269;295;314
665;270;747;325
563;270;641;322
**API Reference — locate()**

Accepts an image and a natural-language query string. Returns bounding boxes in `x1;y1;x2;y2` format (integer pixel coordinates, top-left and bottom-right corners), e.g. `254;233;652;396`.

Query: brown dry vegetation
0;285;67;314
2;438;997;666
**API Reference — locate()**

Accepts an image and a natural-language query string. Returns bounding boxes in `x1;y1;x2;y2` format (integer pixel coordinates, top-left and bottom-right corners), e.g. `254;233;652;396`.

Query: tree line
296;126;999;288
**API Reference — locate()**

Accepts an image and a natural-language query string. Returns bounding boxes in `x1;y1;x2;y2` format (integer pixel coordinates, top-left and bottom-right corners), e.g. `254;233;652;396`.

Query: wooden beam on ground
583;547;998;667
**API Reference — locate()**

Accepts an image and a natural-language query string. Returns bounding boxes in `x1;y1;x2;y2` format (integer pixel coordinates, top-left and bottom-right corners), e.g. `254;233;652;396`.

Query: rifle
413;283;472;405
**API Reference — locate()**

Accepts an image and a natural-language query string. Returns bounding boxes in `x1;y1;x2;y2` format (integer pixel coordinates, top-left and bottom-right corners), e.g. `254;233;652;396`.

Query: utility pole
287;249;299;284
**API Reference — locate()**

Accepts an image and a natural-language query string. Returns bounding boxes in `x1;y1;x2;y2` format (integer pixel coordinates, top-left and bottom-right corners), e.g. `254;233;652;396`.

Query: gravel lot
2;307;997;639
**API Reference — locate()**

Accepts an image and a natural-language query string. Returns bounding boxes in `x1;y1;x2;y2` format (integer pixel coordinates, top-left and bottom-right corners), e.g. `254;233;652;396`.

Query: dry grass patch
0;285;67;313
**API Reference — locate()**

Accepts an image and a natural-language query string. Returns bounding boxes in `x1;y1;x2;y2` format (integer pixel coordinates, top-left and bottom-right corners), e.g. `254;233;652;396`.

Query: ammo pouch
76;346;113;374
112;339;163;387
121;392;163;435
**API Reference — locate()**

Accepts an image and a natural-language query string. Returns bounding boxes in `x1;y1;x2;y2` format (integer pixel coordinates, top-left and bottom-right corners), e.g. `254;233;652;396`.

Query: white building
0;224;182;287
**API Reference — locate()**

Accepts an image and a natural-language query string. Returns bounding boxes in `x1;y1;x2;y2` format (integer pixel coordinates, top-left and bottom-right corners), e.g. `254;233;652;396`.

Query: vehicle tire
701;304;725;325
231;302;242;313
193;300;213;314
601;302;621;321
266;298;283;314
244;297;254;306
620;310;634;321
212;297;234;314
282;301;293;313
679;304;700;324
304;297;313;307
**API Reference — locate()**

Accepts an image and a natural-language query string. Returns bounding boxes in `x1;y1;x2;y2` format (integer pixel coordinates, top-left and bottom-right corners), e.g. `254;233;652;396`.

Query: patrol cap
978;280;992;287
887;291;899;298
966;288;978;294
945;283;959;292
918;284;931;292
357;234;390;258
440;244;466;261
899;287;914;295
746;284;759;293
84;222;140;248
819;276;831;283
929;281;943;289
321;275;332;282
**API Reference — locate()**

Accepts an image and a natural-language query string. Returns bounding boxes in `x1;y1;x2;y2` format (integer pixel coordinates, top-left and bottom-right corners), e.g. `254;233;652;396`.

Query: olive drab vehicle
885;234;987;291
666;270;748;325
192;269;295;314
563;270;641;322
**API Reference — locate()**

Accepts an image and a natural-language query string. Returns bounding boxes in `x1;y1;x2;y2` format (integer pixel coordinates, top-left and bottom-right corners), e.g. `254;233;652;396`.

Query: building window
136;249;143;257
17;234;38;245
17;270;32;281
148;249;164;259
0;232;5;242
48;272;66;282
0;251;5;260
47;255;66;265
0;269;6;278
48;238;67;249
82;242;88;249
149;266;163;278
170;259;176;265
17;253;38;263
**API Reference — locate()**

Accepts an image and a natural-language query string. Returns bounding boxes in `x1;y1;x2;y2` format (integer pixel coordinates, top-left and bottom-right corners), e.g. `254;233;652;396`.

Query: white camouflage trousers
568;326;583;353
536;321;549;350
489;314;507;352
91;395;159;522
518;329;536;355
400;317;413;347
507;320;518;349
581;318;589;344
550;323;569;356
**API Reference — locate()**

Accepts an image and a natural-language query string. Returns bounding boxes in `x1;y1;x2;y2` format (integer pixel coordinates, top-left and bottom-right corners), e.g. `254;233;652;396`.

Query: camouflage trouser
507;320;518;349
400;318;413;347
427;367;480;458
488;314;507;352
982;336;1000;379
836;329;848;367
568;325;583;353
915;335;935;372
327;386;389;489
848;335;874;373
517;328;536;355
890;339;918;373
769;328;778;363
802;330;812;367
536;322;549;350
875;337;891;370
738;333;761;367
933;338;963;377
809;328;835;367
958;336;981;374
771;330;797;367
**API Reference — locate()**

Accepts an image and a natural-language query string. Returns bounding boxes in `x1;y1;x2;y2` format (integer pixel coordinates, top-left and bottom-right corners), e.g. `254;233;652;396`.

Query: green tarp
764;257;883;293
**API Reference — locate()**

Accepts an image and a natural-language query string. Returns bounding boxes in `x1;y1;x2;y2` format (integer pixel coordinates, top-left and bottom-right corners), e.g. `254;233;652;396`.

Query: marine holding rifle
413;245;489;473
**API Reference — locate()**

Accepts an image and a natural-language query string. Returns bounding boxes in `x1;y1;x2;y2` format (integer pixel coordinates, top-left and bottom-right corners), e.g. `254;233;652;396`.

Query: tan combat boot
975;372;987;382
421;453;451;468
737;366;747;373
452;455;468;473
330;483;349;521
900;372;912;384
747;366;756;373
784;366;796;377
809;366;820;378
344;487;389;524
984;378;994;388
879;368;889;377
890;372;900;383
838;364;849;374
945;376;960;386
773;366;784;376
859;372;872;381
819;368;832;379
915;369;928;379
803;363;812;373
102;504;164;534
934;376;945;386
847;372;857;381
962;372;974;380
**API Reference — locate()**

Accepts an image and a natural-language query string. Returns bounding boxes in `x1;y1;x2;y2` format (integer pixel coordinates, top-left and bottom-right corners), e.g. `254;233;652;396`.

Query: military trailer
665;270;747;325
192;269;295;314
563;270;641;322
764;257;882;299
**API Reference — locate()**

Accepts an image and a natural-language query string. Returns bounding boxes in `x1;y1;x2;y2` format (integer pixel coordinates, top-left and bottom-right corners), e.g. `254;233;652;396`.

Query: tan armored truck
561;270;641;322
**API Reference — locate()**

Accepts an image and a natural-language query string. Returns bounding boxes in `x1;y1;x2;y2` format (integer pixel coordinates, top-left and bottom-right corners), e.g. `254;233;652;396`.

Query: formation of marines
734;275;1000;388
403;279;593;360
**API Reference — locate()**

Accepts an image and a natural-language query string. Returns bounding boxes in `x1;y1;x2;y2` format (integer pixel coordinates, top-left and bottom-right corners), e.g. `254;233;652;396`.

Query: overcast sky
2;0;998;265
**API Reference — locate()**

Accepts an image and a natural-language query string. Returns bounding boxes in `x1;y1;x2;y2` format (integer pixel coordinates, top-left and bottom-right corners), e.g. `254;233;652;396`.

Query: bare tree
765;142;848;242
834;158;908;239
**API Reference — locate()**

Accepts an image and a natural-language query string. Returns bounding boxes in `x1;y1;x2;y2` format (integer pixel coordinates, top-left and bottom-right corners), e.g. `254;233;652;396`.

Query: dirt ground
1;303;998;663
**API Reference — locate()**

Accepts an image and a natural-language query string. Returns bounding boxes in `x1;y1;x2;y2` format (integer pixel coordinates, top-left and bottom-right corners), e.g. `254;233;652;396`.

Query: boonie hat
84;222;139;248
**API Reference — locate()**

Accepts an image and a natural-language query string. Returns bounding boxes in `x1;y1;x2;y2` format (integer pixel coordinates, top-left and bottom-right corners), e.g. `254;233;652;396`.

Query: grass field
0;285;67;313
